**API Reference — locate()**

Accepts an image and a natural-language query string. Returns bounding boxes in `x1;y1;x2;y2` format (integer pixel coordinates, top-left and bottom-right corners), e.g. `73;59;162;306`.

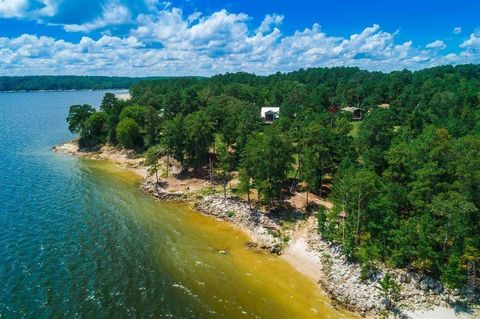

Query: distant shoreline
0;89;130;93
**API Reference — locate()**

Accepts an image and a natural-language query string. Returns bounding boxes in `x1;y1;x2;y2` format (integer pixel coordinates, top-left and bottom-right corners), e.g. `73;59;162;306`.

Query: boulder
420;281;429;291
399;273;411;284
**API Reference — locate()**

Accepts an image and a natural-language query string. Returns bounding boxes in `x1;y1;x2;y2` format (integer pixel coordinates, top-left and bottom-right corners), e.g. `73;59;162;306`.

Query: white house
115;91;131;101
261;107;280;123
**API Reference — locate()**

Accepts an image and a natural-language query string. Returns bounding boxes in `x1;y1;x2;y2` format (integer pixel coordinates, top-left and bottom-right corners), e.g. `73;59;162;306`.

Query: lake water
0;91;356;318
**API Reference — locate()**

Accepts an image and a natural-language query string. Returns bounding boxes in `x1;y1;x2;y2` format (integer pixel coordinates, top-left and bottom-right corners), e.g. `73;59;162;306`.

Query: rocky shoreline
141;178;480;319
54;141;479;319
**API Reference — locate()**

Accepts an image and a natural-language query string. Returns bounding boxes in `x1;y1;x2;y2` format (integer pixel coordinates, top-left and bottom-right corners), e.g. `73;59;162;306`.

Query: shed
341;106;363;121
261;107;280;123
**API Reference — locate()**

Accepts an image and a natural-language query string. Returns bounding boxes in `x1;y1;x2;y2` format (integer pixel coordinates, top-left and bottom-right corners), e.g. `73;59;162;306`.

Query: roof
261;107;280;118
115;92;131;101
341;106;362;113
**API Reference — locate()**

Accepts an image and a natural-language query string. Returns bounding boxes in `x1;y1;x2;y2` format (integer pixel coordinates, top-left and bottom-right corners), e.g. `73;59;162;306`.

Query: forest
67;64;480;290
0;76;163;91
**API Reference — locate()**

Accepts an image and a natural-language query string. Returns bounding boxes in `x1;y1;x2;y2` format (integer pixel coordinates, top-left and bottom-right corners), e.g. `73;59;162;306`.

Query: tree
241;126;293;204
116;118;143;150
430;192;477;260
119;105;148;127
238;167;253;206
145;145;165;184
300;122;336;199
80;111;108;148
357;109;396;173
100;93;122;144
162;114;186;169
332;167;381;250
66;104;95;134
215;142;234;198
144;106;160;147
183;111;215;174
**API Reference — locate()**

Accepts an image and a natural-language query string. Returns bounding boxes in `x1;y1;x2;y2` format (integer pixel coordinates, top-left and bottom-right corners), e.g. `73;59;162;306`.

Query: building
378;103;390;109
261;107;280;123
115;91;131;101
341;106;363;121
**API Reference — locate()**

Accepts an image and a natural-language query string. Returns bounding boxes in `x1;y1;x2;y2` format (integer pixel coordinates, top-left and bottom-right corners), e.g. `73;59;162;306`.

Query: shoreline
0;88;130;93
53;140;479;319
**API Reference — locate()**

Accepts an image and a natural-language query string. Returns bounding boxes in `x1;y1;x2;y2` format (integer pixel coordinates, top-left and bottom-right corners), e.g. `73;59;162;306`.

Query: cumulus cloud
426;40;447;50
0;0;58;18
460;33;480;50
0;0;28;18
257;13;284;33
453;26;462;34
0;6;478;76
61;1;131;32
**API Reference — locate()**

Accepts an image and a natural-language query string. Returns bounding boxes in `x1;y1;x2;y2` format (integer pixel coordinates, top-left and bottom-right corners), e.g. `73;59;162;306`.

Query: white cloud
257;13;284;33
426;40;447;50
0;0;58;18
0;0;28;18
460;33;480;50
453;27;462;34
62;1;131;32
131;8;187;43
0;7;478;76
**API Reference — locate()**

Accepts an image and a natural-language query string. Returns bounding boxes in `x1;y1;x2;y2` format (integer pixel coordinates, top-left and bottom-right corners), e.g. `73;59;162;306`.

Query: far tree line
67;64;480;290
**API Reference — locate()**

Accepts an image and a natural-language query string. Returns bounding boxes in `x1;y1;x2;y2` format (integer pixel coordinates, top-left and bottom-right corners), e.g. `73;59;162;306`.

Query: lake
0;91;356;318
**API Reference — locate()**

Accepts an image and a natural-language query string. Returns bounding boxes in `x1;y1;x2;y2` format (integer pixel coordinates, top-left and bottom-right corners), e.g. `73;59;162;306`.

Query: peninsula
56;65;480;319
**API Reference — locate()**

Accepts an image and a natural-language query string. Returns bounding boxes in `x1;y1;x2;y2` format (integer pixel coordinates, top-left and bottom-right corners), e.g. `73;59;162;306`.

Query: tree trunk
442;227;449;260
166;155;169;178
319;169;325;199
356;191;362;245
342;201;346;245
306;190;309;207
209;157;213;188
291;158;301;192
154;162;159;184
223;181;227;198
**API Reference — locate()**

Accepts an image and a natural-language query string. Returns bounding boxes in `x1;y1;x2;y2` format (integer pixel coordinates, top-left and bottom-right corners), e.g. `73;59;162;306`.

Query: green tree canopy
120;105;149;127
79;111;108;148
66;104;95;134
116;118;143;150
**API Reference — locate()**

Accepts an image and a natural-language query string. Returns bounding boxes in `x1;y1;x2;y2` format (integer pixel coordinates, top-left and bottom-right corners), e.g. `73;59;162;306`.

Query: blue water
0;91;188;317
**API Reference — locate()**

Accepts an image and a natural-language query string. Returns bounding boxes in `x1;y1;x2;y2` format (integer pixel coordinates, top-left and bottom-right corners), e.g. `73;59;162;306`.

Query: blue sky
0;0;479;76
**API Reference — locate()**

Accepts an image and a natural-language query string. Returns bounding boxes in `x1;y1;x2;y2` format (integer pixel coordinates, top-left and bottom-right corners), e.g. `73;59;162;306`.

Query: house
261;107;280;123
115;92;131;101
341;106;363;121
